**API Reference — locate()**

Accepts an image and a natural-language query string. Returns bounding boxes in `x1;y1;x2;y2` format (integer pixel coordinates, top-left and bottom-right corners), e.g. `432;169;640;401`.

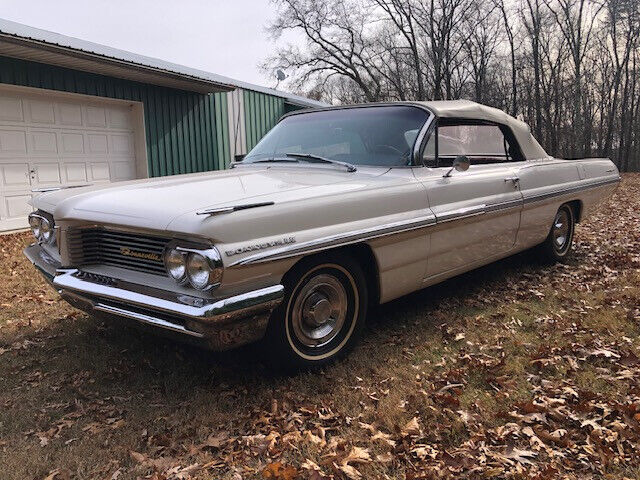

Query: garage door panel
90;162;111;181
85;106;107;127
0;129;28;154
112;161;135;181
60;132;85;154
0;89;142;231
27;99;56;124
63;163;87;183
0;96;24;122
33;163;62;185
29;131;58;154
2;163;30;187
111;134;133;154
5;194;33;219
57;103;83;126
108;107;132;129
87;134;109;154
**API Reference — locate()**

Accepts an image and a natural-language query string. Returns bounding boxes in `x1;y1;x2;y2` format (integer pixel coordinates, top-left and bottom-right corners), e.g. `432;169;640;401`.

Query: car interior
244;106;430;167
422;119;525;167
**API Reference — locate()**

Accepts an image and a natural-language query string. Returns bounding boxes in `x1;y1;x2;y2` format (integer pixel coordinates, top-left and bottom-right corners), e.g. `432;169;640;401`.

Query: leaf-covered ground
0;174;639;480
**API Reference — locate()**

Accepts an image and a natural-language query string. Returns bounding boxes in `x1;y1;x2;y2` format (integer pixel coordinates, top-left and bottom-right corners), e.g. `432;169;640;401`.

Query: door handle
504;176;520;185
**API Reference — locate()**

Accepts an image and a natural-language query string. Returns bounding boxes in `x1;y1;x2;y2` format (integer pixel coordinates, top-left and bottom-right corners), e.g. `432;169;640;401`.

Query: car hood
35;166;389;231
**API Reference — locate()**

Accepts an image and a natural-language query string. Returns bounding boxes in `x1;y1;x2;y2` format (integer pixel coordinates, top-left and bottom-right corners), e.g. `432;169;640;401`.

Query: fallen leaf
262;462;297;480
129;451;146;464
504;447;537;465
371;430;396;447
402;417;420;436
337;463;362;479
341;446;371;465
376;452;393;463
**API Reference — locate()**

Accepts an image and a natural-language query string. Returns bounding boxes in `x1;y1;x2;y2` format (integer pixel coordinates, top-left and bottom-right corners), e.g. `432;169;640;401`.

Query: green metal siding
0;56;228;177
243;89;285;151
212;92;231;168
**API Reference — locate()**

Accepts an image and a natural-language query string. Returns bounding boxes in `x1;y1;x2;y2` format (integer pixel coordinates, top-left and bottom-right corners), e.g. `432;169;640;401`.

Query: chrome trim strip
412;112;436;166
94;303;205;338
523;176;620;205
231;176;619;267
196;201;275;216
485;198;523;213
436;204;486;223
230;213;438;266
32;184;92;193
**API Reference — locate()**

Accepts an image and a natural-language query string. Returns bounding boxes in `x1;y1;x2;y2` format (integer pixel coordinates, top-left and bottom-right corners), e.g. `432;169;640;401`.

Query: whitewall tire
537;204;576;263
265;253;368;370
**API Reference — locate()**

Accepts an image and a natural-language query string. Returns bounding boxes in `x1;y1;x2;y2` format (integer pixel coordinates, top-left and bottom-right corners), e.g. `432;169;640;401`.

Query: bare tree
265;0;640;171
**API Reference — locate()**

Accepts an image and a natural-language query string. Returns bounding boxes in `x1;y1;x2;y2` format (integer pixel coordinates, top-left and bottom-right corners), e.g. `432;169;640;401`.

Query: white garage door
0;88;142;231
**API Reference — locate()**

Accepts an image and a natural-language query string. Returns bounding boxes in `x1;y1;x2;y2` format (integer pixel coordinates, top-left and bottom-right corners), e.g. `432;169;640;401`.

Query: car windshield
241;106;430;167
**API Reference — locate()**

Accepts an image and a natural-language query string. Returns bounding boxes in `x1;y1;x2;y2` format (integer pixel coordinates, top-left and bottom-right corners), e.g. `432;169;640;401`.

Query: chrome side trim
94;303;205;338
485;198;523;213
196;201;275;216
231;175;619;267
230;213;438;266
523;176;620;205
436;204;486;223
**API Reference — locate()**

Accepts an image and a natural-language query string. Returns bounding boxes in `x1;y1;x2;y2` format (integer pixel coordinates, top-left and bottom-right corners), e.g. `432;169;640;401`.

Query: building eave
0;18;235;93
0;17;329;105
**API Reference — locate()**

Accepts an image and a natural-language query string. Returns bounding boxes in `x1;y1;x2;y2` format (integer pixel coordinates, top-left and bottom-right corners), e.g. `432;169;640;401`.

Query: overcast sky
1;0;298;88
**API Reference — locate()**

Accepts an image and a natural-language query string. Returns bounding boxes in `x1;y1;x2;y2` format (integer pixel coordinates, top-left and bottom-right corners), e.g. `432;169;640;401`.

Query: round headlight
40;217;54;244
164;248;187;282
186;252;212;290
185;248;223;291
29;215;42;240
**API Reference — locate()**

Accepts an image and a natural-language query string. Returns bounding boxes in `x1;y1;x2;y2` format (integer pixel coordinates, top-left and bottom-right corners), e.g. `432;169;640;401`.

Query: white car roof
300;100;549;160
416;100;549;160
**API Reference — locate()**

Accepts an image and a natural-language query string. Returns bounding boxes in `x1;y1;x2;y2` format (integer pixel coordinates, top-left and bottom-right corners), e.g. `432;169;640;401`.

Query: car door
414;120;523;280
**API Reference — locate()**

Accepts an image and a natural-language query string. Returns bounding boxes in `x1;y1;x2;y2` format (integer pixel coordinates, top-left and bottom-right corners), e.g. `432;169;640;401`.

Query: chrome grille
67;228;168;275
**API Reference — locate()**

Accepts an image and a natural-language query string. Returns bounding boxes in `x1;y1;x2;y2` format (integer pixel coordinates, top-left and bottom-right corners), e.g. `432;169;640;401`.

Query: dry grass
0;174;639;480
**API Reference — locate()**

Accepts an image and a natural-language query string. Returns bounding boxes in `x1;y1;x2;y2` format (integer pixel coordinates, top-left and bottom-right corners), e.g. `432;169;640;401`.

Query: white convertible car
24;100;619;368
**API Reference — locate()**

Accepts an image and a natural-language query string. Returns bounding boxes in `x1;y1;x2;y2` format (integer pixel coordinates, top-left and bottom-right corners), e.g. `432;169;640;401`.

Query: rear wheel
536;204;575;263
265;253;368;370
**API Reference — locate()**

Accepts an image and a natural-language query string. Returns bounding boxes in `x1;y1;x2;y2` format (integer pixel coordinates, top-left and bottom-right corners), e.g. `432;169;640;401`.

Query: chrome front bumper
24;243;284;350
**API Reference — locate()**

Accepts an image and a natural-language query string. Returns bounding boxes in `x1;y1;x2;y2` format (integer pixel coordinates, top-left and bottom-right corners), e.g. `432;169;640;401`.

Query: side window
422;121;524;167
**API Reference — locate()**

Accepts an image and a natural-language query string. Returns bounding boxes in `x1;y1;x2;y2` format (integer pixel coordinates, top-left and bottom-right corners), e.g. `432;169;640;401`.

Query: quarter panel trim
522;176;620;205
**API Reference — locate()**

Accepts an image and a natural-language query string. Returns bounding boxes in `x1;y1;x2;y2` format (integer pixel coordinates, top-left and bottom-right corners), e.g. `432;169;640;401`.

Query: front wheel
536;204;575;263
264;253;368;370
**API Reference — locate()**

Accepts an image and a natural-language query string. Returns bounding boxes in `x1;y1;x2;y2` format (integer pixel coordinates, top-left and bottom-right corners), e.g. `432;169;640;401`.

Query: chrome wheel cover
290;273;348;348
552;209;571;253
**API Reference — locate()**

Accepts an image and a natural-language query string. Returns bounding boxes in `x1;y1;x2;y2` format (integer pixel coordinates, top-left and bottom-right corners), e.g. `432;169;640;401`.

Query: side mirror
444;155;470;177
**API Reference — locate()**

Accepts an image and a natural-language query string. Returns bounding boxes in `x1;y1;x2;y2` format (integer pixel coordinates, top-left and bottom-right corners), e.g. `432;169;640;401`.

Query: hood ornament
196;201;275;216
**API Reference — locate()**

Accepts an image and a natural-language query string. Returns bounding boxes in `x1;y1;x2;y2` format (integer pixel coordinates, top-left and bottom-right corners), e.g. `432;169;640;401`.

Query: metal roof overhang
0;33;235;94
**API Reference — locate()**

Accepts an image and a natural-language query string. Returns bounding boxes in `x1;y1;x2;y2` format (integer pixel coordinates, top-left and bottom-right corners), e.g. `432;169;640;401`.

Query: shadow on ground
24;246;547;389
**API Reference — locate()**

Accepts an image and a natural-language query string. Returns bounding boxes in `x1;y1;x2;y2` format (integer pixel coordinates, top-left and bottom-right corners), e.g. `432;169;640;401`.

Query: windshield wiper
230;157;300;168
284;153;357;172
